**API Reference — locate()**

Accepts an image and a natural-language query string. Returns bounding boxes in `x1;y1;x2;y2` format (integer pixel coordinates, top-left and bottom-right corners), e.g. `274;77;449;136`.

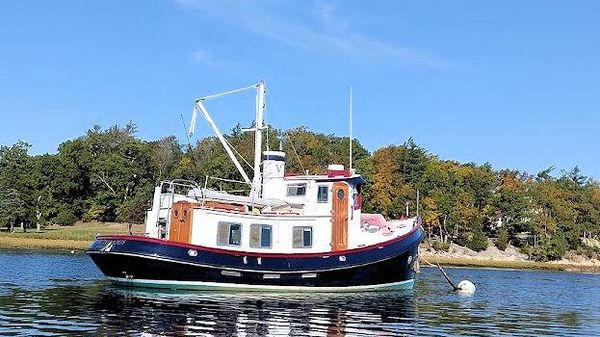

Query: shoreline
0;236;90;250
420;254;600;274
1;234;599;274
1;222;598;273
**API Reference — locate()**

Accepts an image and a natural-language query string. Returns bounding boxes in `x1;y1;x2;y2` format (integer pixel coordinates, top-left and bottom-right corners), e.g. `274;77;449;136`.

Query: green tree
496;226;509;251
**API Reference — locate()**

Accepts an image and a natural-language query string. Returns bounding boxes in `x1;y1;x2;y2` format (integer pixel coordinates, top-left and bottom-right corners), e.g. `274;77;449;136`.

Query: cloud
189;49;229;68
174;0;451;69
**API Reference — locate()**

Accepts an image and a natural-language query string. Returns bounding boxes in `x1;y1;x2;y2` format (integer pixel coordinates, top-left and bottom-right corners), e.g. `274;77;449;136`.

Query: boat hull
86;227;423;292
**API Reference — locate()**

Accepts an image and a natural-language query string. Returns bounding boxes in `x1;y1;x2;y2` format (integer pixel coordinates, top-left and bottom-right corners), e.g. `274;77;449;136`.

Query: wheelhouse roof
284;174;367;185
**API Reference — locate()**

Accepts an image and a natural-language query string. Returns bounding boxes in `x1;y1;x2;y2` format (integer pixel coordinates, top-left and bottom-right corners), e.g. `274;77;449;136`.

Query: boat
86;81;424;292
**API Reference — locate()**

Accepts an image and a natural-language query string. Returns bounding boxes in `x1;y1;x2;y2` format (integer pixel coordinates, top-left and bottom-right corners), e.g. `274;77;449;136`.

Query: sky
1;0;599;177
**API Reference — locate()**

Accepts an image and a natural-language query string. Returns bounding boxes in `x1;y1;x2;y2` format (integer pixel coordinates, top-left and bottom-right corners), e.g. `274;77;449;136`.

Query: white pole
252;81;265;199
194;99;251;184
416;189;420;216
349;86;353;170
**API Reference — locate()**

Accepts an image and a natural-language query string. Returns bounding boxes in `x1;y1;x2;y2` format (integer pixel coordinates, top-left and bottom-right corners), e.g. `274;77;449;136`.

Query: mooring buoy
456;279;476;294
421;257;476;294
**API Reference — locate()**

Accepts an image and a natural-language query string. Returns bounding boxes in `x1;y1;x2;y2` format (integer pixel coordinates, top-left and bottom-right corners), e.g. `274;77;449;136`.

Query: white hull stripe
107;277;415;293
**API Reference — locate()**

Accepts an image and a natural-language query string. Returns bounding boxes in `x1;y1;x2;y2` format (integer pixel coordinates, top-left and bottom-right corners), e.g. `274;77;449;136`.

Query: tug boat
86;82;424;292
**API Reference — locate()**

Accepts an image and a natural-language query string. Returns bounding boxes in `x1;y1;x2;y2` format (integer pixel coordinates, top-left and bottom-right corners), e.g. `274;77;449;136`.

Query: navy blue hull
86;227;423;290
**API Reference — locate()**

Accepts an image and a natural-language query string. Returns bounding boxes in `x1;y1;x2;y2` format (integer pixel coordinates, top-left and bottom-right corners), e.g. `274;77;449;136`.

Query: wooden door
169;201;194;243
331;182;349;251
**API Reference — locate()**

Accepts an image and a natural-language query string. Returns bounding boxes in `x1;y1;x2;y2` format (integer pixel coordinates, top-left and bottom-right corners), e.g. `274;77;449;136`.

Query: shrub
467;223;489;252
531;233;568;261
495;227;509;251
431;240;450;252
55;209;78;226
82;204;105;222
116;192;149;224
575;246;600;259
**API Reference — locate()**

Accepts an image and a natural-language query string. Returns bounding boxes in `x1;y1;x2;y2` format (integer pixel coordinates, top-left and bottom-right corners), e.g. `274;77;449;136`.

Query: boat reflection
91;284;417;336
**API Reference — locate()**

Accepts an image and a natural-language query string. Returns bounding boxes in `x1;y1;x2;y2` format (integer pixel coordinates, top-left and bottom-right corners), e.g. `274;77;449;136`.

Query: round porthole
188;249;198;257
337;189;345;199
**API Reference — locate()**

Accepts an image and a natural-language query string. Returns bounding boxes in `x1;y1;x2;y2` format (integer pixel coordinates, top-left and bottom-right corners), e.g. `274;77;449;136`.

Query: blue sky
1;1;599;177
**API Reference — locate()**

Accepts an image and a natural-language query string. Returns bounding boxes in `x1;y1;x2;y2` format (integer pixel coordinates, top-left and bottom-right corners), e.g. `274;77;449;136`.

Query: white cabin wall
261;151;286;200
304;181;333;216
144;186;163;237
190;209;332;253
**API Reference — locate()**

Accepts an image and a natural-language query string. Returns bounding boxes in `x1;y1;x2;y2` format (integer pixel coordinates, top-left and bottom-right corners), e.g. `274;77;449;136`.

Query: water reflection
0;252;599;337
0;282;418;337
90;286;417;336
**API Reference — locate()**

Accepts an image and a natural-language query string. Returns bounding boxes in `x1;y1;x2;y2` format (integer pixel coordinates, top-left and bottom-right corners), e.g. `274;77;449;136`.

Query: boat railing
203;175;251;192
159;179;202;233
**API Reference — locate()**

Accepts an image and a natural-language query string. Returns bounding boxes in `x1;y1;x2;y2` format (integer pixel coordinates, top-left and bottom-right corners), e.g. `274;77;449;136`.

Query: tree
467;221;489;252
0;121;598;264
496;226;509;251
0;189;26;230
0;142;34;228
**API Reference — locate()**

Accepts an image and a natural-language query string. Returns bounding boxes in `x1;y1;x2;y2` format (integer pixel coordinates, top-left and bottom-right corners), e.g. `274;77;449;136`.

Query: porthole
339;255;346;262
337;189;345;199
188;249;198;257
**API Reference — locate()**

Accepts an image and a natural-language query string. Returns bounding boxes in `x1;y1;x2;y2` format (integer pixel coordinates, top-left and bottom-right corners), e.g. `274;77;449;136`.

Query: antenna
180;113;198;171
416;189;420;217
349;86;353;170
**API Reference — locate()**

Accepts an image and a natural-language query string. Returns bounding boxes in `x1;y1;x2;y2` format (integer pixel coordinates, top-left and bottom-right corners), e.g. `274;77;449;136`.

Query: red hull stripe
94;224;422;259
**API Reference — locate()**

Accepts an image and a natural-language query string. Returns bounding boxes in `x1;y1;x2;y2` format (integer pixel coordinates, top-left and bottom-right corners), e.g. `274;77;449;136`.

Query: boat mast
251;81;266;199
349;86;353;170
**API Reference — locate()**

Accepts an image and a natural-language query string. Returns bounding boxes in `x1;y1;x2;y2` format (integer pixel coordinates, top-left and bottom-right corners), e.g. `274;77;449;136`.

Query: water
0;250;598;337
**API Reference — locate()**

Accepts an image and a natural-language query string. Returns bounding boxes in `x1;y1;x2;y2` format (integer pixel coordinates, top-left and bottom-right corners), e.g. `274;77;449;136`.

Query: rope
179;114;199;172
207;176;251;185
284;132;306;174
199;84;257;101
223;137;254;171
421;256;458;290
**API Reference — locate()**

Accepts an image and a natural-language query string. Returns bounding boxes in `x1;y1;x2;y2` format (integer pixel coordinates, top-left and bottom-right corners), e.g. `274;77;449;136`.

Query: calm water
0;250;598;337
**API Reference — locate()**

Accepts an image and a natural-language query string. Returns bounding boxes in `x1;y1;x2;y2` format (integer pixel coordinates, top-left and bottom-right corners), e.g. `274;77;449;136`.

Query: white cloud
174;0;451;69
189;49;229;68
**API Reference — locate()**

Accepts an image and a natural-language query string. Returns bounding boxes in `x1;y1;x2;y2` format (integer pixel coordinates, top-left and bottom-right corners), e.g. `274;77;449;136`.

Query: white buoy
70;250;75;254
456;280;476;294
421;256;476;295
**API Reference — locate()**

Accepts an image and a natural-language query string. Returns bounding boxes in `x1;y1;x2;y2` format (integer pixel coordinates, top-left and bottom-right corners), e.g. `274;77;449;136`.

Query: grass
420;255;600;273
0;222;143;251
420;255;564;271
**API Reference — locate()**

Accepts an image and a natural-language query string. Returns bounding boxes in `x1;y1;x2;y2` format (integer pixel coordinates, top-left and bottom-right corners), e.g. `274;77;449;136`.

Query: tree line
1;123;599;260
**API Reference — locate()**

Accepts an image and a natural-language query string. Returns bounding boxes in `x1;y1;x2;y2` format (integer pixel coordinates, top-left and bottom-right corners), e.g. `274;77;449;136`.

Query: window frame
292;226;313;249
217;222;243;247
250;223;273;249
287;183;307;197
317;185;329;203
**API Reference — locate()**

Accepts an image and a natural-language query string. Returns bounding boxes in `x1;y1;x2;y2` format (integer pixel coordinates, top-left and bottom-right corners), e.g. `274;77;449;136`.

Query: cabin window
217;222;242;246
250;224;272;248
317;185;329;203
292;226;312;248
287;183;307;197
